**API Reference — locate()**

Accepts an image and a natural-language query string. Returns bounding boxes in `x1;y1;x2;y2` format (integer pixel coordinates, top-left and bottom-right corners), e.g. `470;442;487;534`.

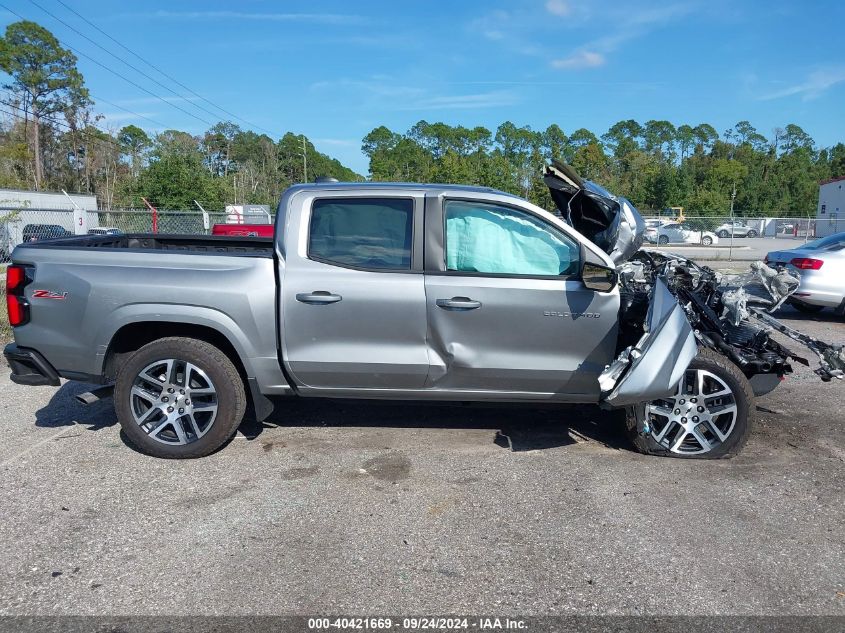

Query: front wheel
717;230;729;238
114;337;246;458
701;236;713;246
747;229;757;238
658;235;669;245
625;348;755;459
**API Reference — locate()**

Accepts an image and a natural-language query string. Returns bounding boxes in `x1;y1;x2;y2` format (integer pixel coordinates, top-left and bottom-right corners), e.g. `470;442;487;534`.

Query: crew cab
6;164;825;459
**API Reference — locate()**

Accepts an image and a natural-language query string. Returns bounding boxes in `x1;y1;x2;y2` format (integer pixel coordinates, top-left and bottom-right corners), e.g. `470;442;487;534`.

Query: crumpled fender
600;277;697;407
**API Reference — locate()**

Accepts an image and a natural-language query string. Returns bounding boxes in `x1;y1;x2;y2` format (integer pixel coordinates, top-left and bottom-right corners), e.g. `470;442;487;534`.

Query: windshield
801;232;845;251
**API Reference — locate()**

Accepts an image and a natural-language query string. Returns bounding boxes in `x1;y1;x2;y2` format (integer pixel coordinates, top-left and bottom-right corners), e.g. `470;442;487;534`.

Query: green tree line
1;20;843;215
364;120;845;216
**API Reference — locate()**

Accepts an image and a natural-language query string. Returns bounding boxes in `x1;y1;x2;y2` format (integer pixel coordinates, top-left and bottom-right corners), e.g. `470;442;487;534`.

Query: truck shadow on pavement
34;382;635;454
252;398;634;453
34;382;117;431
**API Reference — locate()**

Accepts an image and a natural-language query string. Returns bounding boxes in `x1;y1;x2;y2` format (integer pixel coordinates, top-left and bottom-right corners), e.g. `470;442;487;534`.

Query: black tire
789;299;824;314
658;235;669;245
625;348;755;459
746;229;757;238
114;337;246;458
717;230;729;238
701;236;713;246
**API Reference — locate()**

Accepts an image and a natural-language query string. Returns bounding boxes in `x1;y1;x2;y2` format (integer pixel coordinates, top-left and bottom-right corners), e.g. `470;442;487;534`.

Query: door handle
296;291;342;305
436;297;482;311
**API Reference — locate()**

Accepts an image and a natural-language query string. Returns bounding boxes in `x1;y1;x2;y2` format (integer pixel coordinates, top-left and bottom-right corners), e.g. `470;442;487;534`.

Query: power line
28;0;242;129
0;2;216;129
53;0;282;139
0;98;125;154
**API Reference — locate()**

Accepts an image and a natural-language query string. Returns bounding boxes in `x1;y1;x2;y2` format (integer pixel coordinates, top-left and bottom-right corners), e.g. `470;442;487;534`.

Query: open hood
543;161;645;265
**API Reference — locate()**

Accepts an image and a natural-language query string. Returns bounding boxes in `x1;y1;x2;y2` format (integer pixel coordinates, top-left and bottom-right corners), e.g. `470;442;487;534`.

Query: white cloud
549;2;693;71
551;51;605;69
313;138;357;147
401;91;519;110
759;68;845;101
545;0;572;16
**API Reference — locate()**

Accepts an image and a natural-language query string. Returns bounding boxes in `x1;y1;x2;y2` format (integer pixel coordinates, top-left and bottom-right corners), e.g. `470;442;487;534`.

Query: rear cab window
308;197;413;271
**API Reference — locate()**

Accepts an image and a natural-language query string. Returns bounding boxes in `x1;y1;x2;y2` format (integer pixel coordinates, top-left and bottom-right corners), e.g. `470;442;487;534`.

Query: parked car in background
21;224;73;242
87;227;123;236
645;222;719;246
776;222;795;234
715;221;758;238
764;232;845;313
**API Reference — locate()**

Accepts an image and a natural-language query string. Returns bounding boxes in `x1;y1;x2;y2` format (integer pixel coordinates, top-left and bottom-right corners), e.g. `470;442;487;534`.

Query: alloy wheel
129;358;219;445
644;368;738;455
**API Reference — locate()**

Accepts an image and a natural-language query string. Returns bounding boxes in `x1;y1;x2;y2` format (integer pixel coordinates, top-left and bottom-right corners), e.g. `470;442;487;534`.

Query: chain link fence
0;208;276;263
2;207;844;263
640;215;845;245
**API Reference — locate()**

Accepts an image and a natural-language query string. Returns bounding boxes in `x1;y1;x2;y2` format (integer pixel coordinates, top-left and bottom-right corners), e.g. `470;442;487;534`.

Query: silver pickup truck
6;163;840;459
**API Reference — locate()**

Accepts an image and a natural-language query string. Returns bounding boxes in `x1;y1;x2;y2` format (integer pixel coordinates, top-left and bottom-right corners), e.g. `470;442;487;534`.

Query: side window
445;200;580;277
309;197;413;270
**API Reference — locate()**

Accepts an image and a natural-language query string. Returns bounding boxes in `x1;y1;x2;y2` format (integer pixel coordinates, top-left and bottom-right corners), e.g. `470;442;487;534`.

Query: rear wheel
114;337;246;458
658;235;669;245
625;348;755;459
717;230;729;238
747;229;758;238
701;235;713;246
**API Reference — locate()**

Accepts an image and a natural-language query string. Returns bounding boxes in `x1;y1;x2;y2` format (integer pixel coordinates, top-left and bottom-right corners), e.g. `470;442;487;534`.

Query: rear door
280;190;429;392
422;193;619;400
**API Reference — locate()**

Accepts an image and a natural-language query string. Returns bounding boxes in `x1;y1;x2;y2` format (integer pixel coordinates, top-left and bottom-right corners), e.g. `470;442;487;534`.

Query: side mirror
582;262;617;292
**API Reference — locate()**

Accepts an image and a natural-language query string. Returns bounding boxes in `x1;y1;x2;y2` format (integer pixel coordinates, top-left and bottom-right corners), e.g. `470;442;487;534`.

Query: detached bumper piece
4;344;60;386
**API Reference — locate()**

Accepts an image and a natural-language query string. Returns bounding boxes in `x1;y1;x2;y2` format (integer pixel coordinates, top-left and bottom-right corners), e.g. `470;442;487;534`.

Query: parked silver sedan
765;232;845;313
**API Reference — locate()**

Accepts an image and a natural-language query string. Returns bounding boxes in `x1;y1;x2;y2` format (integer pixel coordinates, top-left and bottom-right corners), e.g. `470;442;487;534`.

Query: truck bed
18;233;274;257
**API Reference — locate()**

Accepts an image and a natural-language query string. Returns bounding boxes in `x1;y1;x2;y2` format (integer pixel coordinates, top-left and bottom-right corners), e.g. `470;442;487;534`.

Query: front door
423;197;619;400
281;192;429;392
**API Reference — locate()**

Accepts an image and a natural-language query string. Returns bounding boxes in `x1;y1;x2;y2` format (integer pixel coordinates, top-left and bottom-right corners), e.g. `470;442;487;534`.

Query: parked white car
765;232;845;313
715;221;758;238
645;222;720;246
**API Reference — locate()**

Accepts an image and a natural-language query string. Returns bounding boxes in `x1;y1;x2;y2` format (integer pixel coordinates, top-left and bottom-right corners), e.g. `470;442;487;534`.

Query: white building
817;175;845;237
0;188;100;257
0;188;97;211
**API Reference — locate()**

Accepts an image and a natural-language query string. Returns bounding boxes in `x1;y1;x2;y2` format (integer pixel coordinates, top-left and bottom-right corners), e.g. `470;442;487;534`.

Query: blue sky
2;0;844;174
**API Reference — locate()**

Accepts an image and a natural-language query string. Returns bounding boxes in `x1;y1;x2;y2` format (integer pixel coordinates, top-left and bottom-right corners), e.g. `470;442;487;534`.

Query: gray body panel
10;246;290;395
9;181;696;408
601;278;697;406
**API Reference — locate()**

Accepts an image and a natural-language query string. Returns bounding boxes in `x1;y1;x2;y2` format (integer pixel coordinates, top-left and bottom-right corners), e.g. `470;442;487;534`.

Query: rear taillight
6;264;31;326
790;257;824;270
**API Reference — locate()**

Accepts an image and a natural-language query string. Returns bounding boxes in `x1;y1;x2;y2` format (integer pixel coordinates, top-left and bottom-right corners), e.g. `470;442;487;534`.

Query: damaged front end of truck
543;161;845;418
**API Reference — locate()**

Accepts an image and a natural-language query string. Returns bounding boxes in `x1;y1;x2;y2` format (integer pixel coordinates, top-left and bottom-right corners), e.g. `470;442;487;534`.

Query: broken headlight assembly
617;252;845;383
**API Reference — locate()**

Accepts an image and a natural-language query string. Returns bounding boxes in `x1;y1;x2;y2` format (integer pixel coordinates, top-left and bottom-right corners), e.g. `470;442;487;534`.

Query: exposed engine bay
616;252;845;384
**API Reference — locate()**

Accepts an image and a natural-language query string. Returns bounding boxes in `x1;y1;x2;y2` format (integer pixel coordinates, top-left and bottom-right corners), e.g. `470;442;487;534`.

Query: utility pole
728;181;736;262
301;135;308;183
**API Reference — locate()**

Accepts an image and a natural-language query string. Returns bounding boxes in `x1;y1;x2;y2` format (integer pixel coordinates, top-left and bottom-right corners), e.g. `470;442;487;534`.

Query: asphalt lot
647;236;812;261
0;305;843;616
